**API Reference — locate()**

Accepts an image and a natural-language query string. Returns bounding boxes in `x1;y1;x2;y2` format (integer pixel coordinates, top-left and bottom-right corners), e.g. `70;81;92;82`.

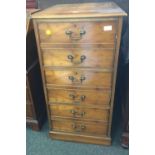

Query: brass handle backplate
65;29;86;40
68;76;86;84
69;94;86;102
67;55;86;64
72;123;86;132
70;110;85;117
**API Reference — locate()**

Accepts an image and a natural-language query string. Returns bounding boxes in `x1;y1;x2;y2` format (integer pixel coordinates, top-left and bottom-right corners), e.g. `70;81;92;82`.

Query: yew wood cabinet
32;2;127;145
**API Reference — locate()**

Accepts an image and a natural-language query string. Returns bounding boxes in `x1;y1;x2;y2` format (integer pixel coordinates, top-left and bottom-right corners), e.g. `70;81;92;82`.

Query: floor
26;122;129;155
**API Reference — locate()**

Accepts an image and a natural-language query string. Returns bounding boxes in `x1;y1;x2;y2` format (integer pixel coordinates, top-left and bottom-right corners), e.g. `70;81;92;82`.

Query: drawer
47;88;111;106
44;69;112;88
52;119;108;136
38;20;116;44
50;104;109;121
42;48;114;68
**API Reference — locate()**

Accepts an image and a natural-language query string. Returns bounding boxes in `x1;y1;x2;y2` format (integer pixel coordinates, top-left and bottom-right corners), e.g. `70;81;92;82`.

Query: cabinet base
26;119;40;131
49;131;111;145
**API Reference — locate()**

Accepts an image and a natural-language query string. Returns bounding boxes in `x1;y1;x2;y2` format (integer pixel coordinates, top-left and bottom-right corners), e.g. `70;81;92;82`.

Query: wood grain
47;88;111;106
38;21;116;44
49;131;111;145
49;104;110;122
32;2;127;144
51;119;108;136
42;48;115;68
32;2;127;19
44;69;112;88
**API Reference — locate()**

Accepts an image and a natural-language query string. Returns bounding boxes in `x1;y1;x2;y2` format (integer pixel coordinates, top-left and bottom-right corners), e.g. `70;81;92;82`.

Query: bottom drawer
52;119;108;136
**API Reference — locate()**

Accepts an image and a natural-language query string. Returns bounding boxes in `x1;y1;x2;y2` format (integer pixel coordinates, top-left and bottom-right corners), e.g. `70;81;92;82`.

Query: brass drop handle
67;55;86;64
65;29;86;40
79;29;86;35
69;94;86;101
70;109;76;114
65;30;72;35
68;76;86;84
80;112;85;116
72;123;86;132
80;95;86;101
67;55;74;62
68;76;75;82
70;110;85;117
80;76;86;83
80;55;86;62
69;94;76;100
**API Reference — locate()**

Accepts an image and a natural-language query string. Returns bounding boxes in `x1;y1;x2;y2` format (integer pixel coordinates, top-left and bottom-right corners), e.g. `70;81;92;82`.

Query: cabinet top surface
32;2;127;19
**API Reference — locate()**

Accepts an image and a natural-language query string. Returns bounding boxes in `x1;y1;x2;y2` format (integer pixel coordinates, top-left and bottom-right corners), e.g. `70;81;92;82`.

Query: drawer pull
70;110;85;117
68;76;86;84
65;30;72;35
80;29;86;35
80;95;86;101
69;94;76;100
80;76;86;83
72;123;86;132
67;55;86;64
68;76;75;82
69;94;86;101
65;29;86;40
67;55;74;62
80;55;86;62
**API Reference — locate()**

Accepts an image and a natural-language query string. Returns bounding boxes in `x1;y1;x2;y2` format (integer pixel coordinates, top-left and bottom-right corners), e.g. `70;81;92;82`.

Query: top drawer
37;20;117;44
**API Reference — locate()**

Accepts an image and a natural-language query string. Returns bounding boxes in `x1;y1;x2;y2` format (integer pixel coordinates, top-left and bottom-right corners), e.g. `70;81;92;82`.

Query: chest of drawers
32;2;127;145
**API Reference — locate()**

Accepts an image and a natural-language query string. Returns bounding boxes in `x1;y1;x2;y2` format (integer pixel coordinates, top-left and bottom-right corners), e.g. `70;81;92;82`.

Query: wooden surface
42;48;115;68
44;69;112;88
47;88;111;106
32;2;127;145
32;2;127;19
51;119;108;136
49;131;111;145
26;9;40;35
37;20;116;44
50;104;110;121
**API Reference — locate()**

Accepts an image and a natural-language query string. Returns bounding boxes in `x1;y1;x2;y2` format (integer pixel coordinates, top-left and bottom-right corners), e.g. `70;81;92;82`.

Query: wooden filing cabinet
32;2;127;145
26;9;46;130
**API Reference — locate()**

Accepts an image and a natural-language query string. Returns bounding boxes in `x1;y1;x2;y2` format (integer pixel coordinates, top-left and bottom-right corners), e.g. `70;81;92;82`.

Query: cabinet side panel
33;20;52;129
108;17;123;136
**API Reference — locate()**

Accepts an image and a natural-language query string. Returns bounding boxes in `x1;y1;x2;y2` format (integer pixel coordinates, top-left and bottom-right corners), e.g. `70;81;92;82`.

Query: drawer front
47;88;111;106
50;104;109;121
52;119;108;136
38;21;116;44
42;48;114;68
45;69;112;88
